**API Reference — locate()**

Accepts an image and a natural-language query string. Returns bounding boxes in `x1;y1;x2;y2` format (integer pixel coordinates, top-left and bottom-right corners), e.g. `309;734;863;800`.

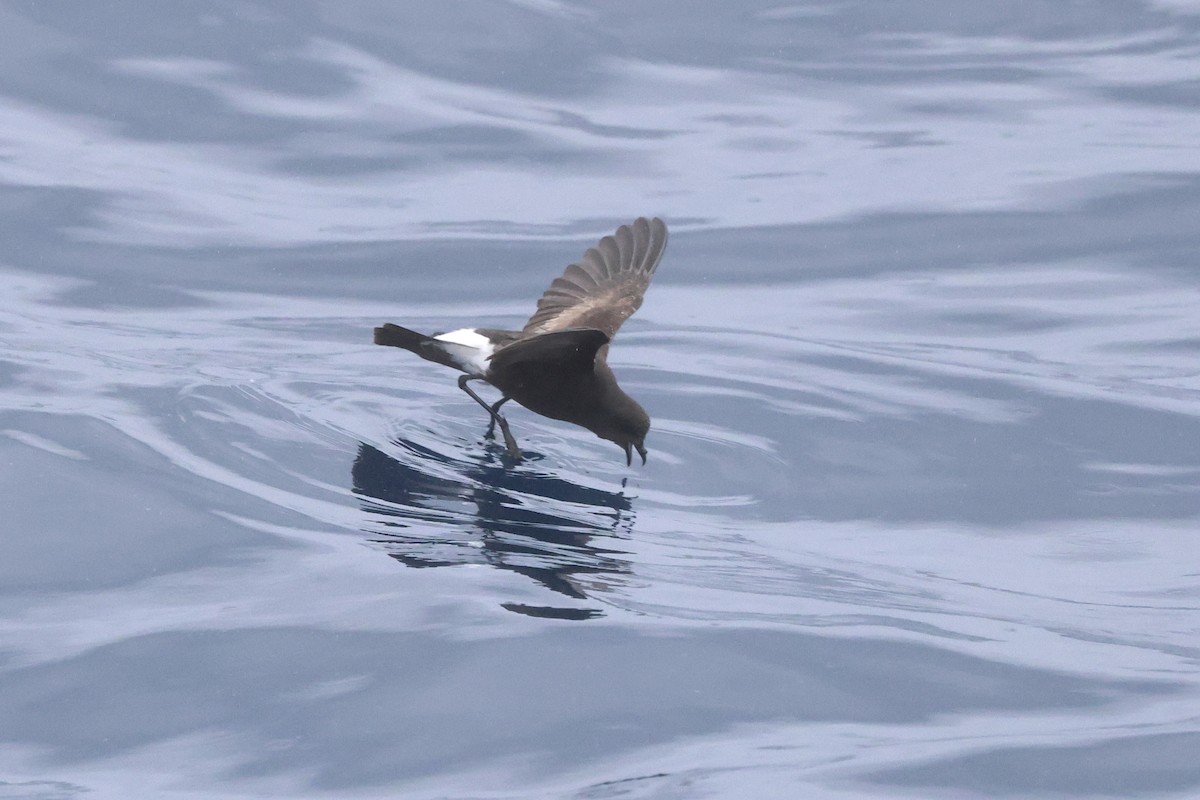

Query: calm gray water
2;3;1199;798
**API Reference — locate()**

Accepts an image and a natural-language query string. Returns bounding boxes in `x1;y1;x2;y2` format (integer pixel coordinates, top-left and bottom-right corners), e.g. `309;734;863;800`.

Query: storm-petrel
374;217;668;464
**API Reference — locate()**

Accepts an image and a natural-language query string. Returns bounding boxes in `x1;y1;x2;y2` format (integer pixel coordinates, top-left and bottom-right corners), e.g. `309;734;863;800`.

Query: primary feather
521;217;668;339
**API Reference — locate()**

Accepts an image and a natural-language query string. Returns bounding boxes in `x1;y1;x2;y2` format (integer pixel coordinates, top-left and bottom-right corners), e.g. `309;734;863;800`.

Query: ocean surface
2;3;1199;798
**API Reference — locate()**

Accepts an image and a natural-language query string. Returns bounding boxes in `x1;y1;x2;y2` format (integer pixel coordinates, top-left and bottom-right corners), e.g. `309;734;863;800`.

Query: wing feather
522;217;668;339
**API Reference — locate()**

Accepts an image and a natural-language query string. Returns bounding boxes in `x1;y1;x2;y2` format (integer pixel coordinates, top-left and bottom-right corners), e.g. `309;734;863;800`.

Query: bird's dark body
493;350;632;430
374;217;667;464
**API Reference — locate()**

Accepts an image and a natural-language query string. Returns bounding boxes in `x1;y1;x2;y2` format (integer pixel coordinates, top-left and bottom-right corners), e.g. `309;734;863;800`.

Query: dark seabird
374;217;668;465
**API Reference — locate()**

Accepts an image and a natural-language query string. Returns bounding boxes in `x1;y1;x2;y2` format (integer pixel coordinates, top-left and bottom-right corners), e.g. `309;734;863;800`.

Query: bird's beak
637;443;647;465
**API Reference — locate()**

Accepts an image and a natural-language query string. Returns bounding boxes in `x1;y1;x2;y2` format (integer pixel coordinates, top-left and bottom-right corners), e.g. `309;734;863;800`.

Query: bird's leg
457;375;521;459
483;396;511;437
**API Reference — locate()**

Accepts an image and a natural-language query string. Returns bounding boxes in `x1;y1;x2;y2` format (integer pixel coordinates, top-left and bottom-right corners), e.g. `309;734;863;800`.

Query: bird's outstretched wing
521;217;668;339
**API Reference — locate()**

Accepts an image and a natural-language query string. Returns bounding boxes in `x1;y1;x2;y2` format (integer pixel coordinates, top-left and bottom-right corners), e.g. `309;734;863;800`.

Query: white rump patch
434;328;491;348
433;328;494;375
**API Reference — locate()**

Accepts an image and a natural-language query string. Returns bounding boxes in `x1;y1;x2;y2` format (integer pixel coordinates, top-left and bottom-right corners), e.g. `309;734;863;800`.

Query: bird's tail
374;323;469;372
374;323;428;351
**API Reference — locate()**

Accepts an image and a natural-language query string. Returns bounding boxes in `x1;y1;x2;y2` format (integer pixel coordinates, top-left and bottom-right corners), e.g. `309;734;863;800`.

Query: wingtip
630;216;667;235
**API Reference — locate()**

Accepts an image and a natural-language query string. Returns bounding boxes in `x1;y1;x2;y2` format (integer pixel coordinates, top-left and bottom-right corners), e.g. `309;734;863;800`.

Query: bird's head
594;397;650;466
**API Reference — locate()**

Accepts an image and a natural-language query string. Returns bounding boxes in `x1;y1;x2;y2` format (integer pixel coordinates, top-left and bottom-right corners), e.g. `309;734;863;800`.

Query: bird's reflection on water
351;441;636;620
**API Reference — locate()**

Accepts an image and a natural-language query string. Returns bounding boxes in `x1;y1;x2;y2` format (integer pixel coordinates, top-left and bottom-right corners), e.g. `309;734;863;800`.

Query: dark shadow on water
351;441;635;620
